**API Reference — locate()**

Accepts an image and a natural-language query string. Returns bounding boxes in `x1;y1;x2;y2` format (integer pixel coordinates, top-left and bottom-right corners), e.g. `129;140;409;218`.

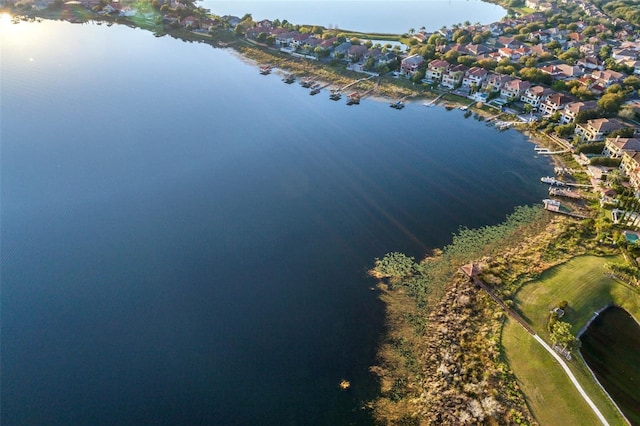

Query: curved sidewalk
532;334;609;426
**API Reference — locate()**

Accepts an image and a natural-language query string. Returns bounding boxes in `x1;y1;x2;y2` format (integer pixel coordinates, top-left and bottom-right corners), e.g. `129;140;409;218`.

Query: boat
390;100;405;109
282;74;295;84
329;89;341;100
310;87;321;95
540;176;565;186
300;77;314;88
259;65;272;75
346;92;360;105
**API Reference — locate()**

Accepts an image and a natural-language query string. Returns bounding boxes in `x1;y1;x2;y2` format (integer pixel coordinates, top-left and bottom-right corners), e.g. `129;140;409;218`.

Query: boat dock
423;92;446;107
259;65;273;75
340;75;376;92
549;187;582;199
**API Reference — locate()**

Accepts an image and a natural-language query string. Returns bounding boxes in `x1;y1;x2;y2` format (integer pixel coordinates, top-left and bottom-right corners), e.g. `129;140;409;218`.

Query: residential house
377;52;397;66
497;46;532;61
441;64;468;89
500;79;531;101
561;100;598;124
530;43;551;57
540;93;573;115
496;36;522;49
575;118;627;141
521;86;554;109
332;42;351;59
319;37;338;51
621;151;640;178
400;54;425;77
482;73;512;93
425;59;450;82
603;137;640;158
275;31;298;47
462;67;488;89
291;33;311;49
612;48;638;61
577;56;604;71
591;69;625;87
465;43;493;56
347;44;368;61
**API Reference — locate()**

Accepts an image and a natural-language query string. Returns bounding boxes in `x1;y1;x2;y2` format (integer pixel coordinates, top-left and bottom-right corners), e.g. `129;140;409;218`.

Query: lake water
200;0;506;33
1;18;552;425
580;307;640;425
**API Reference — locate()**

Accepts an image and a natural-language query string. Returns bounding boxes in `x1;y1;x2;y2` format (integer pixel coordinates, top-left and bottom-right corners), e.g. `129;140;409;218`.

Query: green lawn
502;318;602;426
502;255;640;425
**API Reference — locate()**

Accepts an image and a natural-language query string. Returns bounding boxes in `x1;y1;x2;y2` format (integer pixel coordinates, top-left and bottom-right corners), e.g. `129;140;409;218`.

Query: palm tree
408;28;415;35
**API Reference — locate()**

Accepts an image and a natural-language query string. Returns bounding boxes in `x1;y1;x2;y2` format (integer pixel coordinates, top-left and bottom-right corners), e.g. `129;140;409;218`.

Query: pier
340;75;376;92
423;92;446;107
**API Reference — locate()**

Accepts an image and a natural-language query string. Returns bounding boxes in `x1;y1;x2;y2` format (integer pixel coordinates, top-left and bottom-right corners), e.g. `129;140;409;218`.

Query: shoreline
5;8;635;426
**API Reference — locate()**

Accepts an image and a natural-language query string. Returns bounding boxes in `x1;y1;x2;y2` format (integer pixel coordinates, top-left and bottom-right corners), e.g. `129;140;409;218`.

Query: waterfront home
319;37;338;50
181;16;200;29
347;45;368;61
575;118;627;142
500;79;531;101
462;67;488;89
332;42;351;59
291;33;312;49
377;52;397;66
521;85;554;109
603;137;640;158
400;54;425;77
481;73;512;93
540;92;574;116
441;64;468;89
621;151;640;177
424;59;449;82
560;100;598;124
275;31;298;47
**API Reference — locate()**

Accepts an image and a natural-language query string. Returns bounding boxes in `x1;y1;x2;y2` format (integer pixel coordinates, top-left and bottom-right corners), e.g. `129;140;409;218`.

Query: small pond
580;306;640;425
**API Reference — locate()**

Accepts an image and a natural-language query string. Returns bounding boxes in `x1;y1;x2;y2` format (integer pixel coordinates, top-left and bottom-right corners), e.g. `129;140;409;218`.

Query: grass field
502;255;640;425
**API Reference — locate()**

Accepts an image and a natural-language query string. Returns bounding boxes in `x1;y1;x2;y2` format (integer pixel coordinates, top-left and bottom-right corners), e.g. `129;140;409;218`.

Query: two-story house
560;100;598;124
500;79;531;101
400;54;425;77
575;118;627;142
521;86;554;109
425;59;450;82
603;137;640;158
461;67;488;90
441;64;468;89
539;93;573;116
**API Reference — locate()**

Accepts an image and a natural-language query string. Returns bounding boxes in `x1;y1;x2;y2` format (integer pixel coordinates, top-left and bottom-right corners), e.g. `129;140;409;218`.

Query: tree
598;92;624;113
550;321;580;352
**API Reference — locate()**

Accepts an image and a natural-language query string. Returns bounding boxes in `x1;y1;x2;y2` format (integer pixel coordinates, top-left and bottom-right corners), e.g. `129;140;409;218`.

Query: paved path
532;334;609;426
460;264;610;426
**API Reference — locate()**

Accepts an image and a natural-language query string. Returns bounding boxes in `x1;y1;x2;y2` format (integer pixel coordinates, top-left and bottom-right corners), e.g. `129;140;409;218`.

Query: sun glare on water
0;12;50;49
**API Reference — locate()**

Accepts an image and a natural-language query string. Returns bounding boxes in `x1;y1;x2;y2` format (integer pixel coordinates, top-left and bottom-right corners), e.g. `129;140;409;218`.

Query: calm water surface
580;307;640;425
200;0;506;33
1;19;551;425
